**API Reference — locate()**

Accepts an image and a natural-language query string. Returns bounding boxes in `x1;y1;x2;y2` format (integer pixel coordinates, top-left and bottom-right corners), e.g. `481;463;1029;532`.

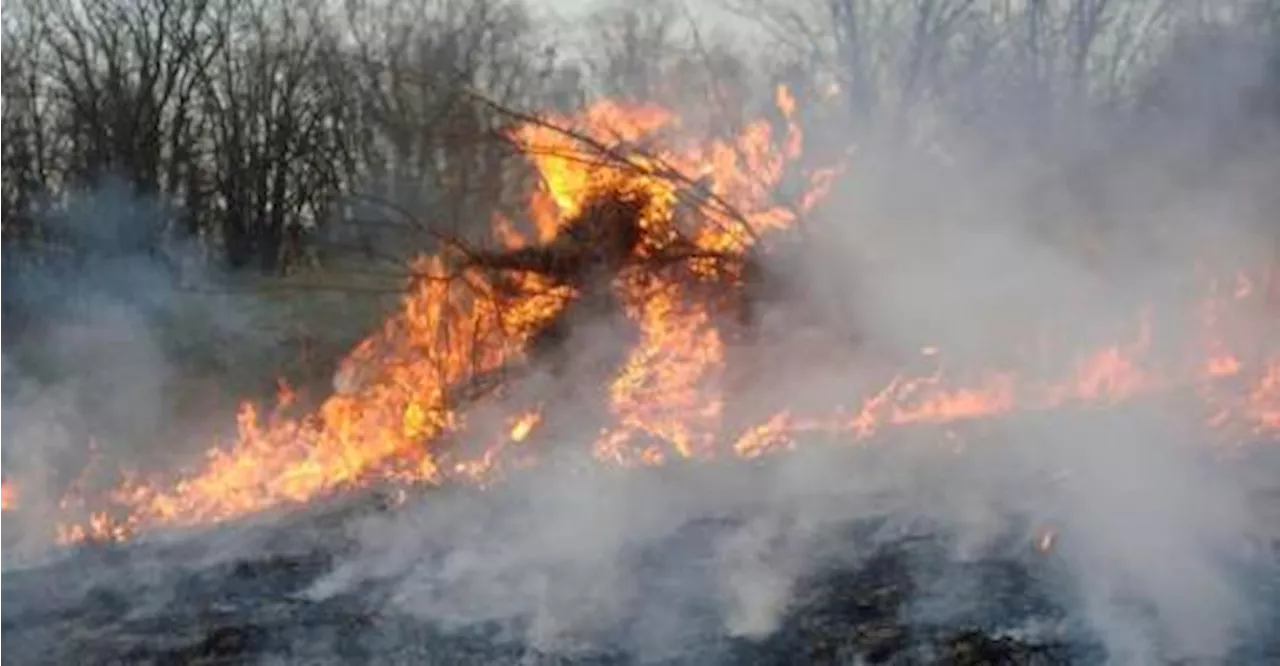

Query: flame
27;87;1280;546
1;481;15;512
509;410;542;443
733;412;795;459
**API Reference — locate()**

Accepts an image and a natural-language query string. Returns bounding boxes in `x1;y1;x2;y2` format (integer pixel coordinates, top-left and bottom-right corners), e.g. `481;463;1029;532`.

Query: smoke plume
5;6;1280;665
298;18;1280;665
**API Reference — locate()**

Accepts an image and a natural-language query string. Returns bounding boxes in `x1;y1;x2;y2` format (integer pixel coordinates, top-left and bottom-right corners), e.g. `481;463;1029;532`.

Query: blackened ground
0;531;1067;664
4;449;1279;666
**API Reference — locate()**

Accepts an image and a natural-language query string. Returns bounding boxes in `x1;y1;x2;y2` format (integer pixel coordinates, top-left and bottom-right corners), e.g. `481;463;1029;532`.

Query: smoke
1031;409;1252;663
2;176;266;561
763;32;1277;659
4;6;1278;666
301;13;1280;666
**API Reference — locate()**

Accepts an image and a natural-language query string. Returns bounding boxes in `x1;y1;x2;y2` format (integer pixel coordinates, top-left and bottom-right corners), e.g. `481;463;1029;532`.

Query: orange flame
32;88;1280;546
1;481;15;512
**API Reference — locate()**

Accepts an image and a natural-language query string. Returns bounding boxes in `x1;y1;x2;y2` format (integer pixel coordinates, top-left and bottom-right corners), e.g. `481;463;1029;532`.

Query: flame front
17;89;1279;545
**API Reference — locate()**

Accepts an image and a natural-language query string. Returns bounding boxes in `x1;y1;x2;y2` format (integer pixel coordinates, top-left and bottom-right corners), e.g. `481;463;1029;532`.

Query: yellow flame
38;87;1280;546
510;410;542;443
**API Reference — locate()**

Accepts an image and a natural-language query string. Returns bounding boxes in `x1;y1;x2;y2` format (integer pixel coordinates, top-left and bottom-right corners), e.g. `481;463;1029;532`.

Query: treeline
3;0;553;277
3;0;1279;280
1;0;783;283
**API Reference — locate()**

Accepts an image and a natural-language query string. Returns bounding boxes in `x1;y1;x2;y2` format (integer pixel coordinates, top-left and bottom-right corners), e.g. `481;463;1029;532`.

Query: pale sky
533;0;757;29
538;0;601;18
530;0;770;62
542;0;596;13
532;0;737;24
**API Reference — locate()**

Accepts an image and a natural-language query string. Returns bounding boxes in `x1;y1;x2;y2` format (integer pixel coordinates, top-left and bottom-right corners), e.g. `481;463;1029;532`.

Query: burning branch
9;81;861;542
462;87;766;248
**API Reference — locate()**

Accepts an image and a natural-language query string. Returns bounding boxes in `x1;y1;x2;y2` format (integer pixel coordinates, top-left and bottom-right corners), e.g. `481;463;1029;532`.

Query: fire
26;87;819;542
509;410;542;443
733;413;796;459
1;481;15;512
15;87;1279;546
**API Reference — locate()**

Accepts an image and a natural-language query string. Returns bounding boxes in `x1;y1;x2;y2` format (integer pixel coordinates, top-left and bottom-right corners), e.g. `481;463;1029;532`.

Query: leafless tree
34;0;224;198
3;0;548;277
2;0;230;284
2;8;57;245
199;0;349;272
727;0;1186;144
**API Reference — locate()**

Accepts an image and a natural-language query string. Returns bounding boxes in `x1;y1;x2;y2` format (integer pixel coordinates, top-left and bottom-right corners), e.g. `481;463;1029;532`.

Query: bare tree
585;0;683;102
16;0;227;275
35;0;224;191
2;9;57;245
329;0;539;259
1;7;64;338
728;0;1184;145
199;0;347;272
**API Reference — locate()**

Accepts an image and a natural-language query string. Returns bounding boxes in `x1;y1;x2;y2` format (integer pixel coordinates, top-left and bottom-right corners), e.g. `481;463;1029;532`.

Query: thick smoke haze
4;3;1280;665
1;177;327;560
3;177;185;558
298;19;1280;666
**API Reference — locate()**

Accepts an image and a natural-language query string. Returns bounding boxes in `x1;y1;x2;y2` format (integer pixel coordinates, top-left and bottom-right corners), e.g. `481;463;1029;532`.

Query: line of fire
3;85;1278;548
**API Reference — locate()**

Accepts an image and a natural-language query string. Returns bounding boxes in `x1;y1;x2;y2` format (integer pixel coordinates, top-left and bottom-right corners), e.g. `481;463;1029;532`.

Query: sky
530;0;771;70
533;0;631;26
541;0;602;17
542;0;709;19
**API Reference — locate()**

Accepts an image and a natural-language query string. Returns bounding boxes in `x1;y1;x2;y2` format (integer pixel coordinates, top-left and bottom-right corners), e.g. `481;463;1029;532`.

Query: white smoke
4;4;1278;665
303;12;1280;665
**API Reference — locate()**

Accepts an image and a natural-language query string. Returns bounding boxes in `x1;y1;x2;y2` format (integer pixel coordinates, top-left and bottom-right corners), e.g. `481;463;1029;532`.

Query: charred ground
5;436;1280;666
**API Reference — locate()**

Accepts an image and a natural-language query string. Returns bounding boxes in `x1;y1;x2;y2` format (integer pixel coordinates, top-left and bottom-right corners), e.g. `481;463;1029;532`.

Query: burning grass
4;86;1278;548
